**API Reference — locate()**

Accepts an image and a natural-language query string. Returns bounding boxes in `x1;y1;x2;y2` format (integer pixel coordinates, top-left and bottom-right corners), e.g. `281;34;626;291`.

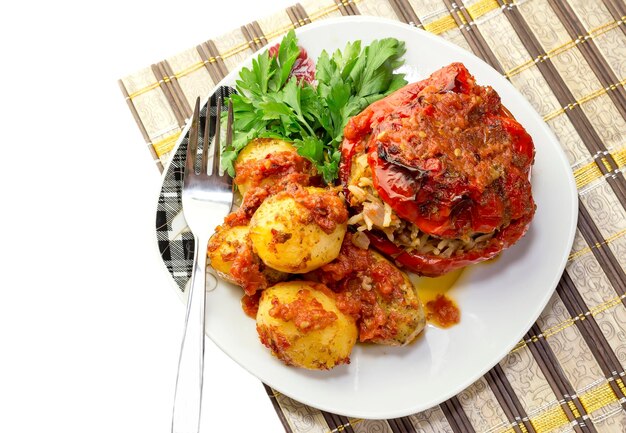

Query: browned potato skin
207;225;248;283
256;281;357;370
207;224;287;286
367;250;426;346
249;188;347;273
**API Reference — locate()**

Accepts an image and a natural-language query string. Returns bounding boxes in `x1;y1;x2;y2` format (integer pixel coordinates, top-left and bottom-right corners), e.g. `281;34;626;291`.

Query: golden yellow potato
207;225;249;280
249;187;347;273
366;251;426;346
234;138;298;196
207;224;287;286
256;281;357;369
235;138;296;165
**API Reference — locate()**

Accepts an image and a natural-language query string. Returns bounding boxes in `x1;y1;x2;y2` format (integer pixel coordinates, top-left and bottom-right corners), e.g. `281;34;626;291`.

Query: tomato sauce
370;259;405;298
425;294;460;328
224;235;273;296
234;150;315;192
278;184;348;234
309;233;417;342
224;187;270;227
227;152;319;228
268;289;338;332
257;324;292;353
241;292;261;318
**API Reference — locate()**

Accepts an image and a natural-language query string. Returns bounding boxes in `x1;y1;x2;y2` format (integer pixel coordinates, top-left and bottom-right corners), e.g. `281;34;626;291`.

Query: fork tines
185;95;233;177
185;98;201;176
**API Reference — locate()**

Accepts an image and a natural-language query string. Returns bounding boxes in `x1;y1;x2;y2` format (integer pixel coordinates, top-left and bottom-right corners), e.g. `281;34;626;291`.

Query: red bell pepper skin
367;211;533;277
340;63;536;277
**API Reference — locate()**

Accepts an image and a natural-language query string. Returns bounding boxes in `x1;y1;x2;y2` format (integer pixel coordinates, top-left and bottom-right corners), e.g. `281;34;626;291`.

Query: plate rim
155;15;579;419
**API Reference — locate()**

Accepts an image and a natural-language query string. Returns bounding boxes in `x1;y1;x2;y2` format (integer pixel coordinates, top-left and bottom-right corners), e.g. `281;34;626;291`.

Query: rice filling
346;155;495;257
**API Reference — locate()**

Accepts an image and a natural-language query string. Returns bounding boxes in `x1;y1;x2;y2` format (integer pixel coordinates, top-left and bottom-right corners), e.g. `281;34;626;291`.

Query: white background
0;0;299;431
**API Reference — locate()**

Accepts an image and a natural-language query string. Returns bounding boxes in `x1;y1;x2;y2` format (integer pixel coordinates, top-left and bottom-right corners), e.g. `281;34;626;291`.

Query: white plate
158;16;578;419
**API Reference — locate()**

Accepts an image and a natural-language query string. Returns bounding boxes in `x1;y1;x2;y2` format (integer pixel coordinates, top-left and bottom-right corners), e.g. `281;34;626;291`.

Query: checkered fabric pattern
155;86;236;291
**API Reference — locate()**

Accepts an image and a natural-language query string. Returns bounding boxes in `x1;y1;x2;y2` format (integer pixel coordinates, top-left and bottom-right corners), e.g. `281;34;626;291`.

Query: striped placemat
119;0;626;431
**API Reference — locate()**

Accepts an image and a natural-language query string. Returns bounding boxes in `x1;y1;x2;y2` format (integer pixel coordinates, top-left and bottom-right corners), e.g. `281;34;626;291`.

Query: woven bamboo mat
119;0;626;431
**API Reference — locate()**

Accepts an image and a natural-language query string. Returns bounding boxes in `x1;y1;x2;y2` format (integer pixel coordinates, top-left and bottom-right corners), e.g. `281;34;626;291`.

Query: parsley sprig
222;30;407;184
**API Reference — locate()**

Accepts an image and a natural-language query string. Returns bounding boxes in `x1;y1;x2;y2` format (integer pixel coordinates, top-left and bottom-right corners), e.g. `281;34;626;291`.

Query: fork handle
171;234;209;433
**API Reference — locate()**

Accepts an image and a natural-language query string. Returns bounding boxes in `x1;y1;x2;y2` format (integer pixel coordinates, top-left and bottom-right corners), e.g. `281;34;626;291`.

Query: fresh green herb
222;30;407;183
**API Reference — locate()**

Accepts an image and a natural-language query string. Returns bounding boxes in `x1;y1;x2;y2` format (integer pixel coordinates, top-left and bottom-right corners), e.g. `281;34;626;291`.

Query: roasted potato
234;138;299;196
365;250;426;345
256;281;357;369
207;225;249;281
249;187;347;273
207;224;287;287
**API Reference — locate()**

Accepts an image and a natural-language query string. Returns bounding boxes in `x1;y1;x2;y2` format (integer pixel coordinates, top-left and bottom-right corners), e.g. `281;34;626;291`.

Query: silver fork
172;95;233;433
